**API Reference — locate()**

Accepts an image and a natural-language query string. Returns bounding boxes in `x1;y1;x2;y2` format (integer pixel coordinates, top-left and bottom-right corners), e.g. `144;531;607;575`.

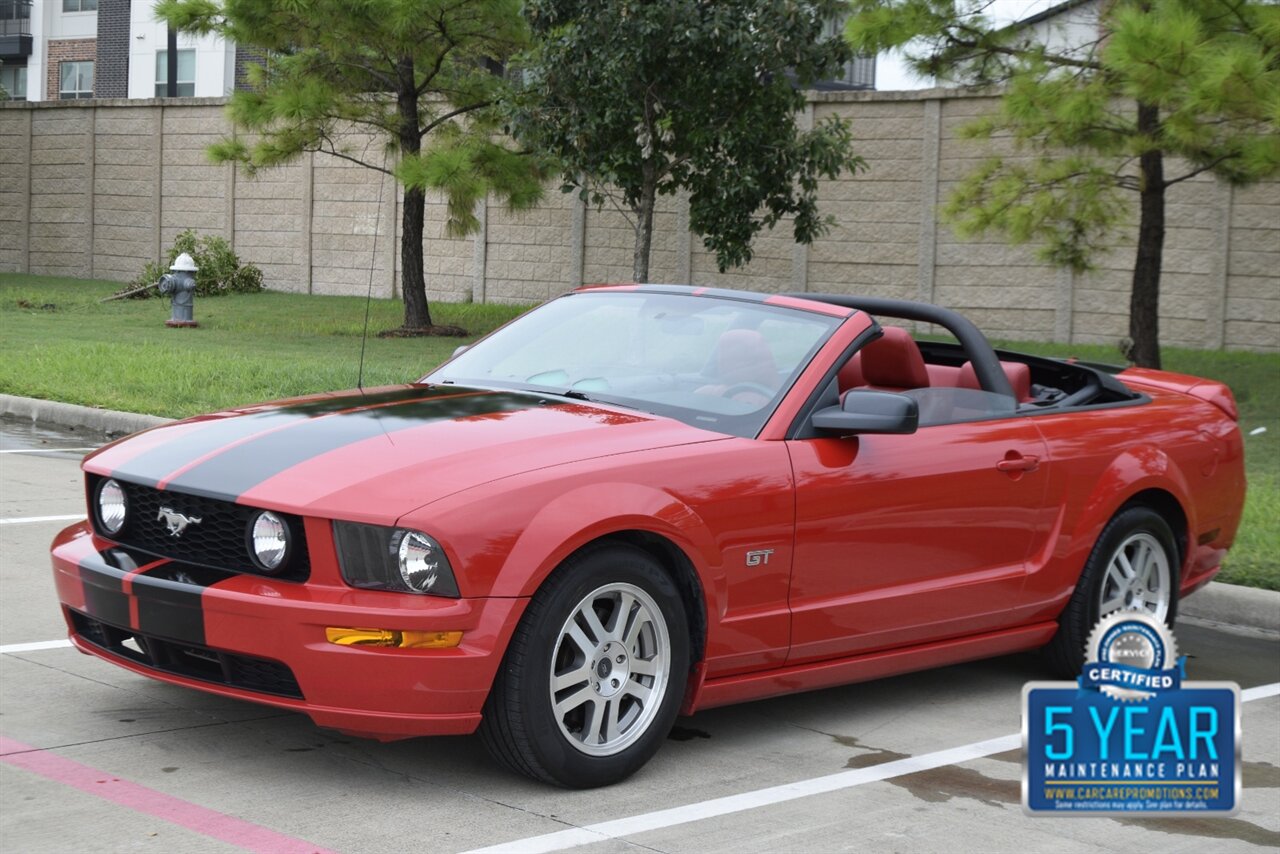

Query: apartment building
1;0;236;101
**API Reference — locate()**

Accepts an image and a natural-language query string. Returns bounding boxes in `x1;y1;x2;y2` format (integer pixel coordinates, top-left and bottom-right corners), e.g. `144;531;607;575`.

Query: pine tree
156;0;544;334
848;0;1280;367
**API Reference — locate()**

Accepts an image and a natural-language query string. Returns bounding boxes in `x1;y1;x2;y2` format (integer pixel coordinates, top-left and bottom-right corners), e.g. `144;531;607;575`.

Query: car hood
84;384;727;524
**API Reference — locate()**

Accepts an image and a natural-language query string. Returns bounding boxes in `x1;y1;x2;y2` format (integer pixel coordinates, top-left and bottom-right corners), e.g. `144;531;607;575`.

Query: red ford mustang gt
50;285;1245;787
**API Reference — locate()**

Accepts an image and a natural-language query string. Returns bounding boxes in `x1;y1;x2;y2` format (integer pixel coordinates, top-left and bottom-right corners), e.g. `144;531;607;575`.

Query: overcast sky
874;0;1065;90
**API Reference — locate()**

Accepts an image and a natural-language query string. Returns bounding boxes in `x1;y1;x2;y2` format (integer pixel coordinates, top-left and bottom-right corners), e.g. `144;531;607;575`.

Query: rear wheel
479;543;690;787
1045;505;1180;677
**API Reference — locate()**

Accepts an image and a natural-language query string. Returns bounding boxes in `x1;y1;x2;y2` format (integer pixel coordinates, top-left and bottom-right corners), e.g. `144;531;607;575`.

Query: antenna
357;157;389;393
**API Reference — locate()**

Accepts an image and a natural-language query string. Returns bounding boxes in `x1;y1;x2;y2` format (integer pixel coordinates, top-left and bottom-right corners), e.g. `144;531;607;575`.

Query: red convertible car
50;285;1245;787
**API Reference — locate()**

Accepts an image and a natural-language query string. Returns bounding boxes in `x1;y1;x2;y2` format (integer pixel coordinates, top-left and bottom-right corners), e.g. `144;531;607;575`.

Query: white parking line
0;640;73;655
464;680;1280;854
0;448;98;454
0;515;85;526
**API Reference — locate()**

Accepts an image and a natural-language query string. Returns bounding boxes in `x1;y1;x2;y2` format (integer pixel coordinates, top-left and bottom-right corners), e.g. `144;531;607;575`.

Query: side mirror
451;345;470;359
812;390;919;436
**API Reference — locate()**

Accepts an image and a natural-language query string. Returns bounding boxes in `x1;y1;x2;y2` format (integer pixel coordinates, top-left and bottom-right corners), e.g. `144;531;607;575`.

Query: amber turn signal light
325;627;463;649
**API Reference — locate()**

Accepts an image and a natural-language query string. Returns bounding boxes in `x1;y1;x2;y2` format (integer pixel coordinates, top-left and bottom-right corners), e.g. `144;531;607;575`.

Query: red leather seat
837;352;864;392
858;326;931;391
958;361;1032;402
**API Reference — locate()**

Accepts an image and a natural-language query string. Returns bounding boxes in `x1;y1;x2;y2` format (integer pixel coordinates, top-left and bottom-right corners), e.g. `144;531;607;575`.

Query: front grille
88;476;309;581
69;610;304;699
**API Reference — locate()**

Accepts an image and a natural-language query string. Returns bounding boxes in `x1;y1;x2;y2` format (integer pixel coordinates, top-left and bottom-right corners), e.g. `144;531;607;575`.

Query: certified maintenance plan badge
1023;611;1242;816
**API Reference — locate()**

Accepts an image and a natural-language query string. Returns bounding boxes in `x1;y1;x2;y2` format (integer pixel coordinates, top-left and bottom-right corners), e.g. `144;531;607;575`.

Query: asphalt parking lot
2;417;1278;854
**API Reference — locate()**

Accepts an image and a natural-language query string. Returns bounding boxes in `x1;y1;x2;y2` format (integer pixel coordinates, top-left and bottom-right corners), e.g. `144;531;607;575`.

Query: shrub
119;231;264;299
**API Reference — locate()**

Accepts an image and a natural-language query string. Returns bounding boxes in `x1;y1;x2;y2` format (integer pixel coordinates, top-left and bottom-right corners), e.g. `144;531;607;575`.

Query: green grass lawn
2;273;1275;590
0;275;529;416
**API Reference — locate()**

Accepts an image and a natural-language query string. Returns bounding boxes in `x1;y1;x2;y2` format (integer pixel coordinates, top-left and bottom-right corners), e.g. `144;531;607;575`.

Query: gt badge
745;549;774;567
158;507;202;538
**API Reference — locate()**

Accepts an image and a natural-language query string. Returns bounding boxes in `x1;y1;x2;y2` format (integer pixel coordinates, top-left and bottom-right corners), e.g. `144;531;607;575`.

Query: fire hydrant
158;253;199;328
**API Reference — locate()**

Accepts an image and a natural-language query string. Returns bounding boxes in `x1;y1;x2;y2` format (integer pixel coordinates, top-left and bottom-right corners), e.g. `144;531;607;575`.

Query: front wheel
479;543;690;787
1045;505;1180;677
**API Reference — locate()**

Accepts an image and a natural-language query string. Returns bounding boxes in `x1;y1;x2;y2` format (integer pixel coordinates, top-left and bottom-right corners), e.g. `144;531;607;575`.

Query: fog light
96;478;128;535
325;627;464;649
249;510;289;573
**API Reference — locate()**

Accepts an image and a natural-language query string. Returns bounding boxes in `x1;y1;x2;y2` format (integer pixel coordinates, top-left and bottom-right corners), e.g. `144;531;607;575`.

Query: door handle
996;455;1040;473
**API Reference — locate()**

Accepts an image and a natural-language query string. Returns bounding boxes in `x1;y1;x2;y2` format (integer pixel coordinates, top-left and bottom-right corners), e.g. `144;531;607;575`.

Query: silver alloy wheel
1098;531;1172;621
548;581;671;757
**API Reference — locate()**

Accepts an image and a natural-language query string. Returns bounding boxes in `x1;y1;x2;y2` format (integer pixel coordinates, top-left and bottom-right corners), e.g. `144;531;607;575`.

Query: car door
785;414;1052;664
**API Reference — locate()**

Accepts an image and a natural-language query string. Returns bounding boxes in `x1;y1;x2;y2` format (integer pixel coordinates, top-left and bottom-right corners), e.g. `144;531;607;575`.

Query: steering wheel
722;382;775;399
1054;373;1101;409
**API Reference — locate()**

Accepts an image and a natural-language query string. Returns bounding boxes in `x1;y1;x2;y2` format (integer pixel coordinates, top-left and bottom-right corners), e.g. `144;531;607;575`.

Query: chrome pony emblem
157;506;202;538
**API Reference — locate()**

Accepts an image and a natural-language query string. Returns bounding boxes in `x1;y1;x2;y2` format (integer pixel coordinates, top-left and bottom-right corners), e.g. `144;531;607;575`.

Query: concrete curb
0;394;172;437
2;394;1277;632
1182;581;1280;634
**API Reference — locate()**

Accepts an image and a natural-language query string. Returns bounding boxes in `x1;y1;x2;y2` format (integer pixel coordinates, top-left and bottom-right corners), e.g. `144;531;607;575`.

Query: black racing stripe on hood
111;385;453;488
161;390;541;501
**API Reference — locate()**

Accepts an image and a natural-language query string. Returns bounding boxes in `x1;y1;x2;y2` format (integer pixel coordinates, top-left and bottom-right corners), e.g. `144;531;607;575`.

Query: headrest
859;326;930;390
837;352;864;391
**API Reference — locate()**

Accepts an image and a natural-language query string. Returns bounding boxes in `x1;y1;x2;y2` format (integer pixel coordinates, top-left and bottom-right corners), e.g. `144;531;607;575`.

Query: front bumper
50;523;528;740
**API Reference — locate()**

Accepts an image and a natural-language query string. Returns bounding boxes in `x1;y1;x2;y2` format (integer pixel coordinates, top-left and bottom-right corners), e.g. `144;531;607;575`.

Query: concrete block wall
0;109;30;273
93;105;158;280
808;97;925;304
933;95;1060;341
0;93;1276;352
27;107;93;277
1227;184;1280;351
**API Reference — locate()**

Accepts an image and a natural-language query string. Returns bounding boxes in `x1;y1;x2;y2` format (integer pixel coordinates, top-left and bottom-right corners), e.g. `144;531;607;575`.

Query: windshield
424;291;841;437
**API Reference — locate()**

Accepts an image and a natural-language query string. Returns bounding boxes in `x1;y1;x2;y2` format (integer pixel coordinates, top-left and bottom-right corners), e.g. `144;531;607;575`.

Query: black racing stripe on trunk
132;564;226;646
110;386;450;488
78;548;144;628
162;391;539;500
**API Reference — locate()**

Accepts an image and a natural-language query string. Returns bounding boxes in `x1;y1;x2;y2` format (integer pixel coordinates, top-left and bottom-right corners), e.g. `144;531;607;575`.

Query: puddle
835;734;1019;806
1244;760;1280;789
1111;817;1280;847
834;734;1280;846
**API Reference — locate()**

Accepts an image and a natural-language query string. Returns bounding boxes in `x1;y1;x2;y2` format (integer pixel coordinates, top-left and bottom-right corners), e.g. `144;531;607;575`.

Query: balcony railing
0;0;31;37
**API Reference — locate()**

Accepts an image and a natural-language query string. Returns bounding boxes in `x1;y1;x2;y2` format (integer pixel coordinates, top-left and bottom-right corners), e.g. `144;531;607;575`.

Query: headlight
96;478;127;535
333;522;460;597
248;510;290;573
397;530;445;593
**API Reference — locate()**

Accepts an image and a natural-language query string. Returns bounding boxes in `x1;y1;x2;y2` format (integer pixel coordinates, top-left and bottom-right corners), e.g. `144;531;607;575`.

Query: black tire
479;542;690;788
1044;505;1180;677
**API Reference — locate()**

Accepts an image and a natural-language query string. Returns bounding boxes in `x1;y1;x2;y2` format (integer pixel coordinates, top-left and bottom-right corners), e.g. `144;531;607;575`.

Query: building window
59;60;93;99
0;65;27;101
62;0;97;11
155;49;195;97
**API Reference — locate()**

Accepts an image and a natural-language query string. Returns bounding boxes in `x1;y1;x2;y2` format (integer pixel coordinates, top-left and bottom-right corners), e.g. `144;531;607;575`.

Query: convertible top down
50;285;1245;787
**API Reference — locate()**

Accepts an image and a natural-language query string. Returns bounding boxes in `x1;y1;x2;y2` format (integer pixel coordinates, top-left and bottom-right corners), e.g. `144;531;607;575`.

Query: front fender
488;481;721;599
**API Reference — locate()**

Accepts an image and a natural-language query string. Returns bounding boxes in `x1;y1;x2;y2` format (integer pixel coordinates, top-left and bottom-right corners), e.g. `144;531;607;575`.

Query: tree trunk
401;185;431;329
396;55;432;330
1129;101;1164;369
632;173;657;283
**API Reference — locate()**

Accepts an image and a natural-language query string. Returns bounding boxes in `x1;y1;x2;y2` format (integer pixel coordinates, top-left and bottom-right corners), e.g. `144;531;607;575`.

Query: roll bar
788;294;1016;400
